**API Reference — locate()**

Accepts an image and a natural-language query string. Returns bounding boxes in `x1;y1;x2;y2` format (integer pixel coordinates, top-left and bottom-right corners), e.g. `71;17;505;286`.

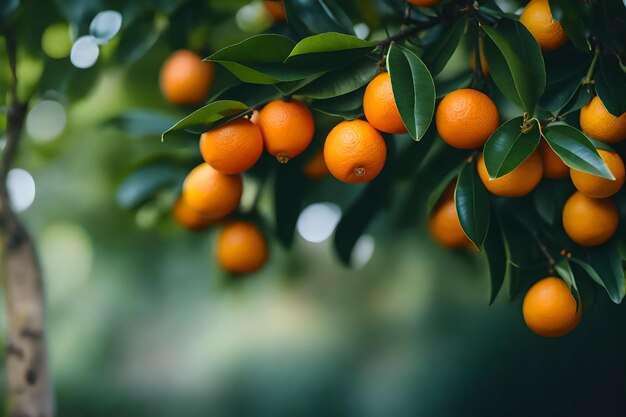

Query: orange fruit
539;140;569;179
522;277;582;337
562;191;618;246
428;185;471;249
258;99;315;163
579;96;626;143
469;46;489;77
363;72;407;134
160;50;214;105
477;152;543;197
303;150;329;180
324;119;387;183
519;0;568;52
216;221;268;274
407;0;440;6
436;89;499;149
570;149;625;198
200;118;264;174
182;163;242;218
263;0;286;21
172;198;216;230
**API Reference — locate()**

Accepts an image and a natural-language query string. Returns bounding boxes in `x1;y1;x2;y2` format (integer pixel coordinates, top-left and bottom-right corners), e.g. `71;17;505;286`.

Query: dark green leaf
285;32;375;67
549;0;591;51
117;163;188;209
484;211;506;304
107;110;180;137
311;88;364;119
482;19;546;113
162;100;249;140
483;117;541;178
455;160;490;249
422;17;468;76
543;122;613;179
297;58;378;99
284;0;355;37
573;239;626;303
211;83;281;107
559;83;593;116
387;44;435;141
533;180;573;226
426;162;463;214
274;163;308;248
595;53;626;116
554;258;581;308
539;48;589;113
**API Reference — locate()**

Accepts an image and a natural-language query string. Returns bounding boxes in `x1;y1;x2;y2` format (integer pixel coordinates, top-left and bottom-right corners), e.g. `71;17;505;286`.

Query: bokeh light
297;203;342;243
236;2;273;33
7;168;36;212
354;23;370;40
26;99;67;143
70;35;100;69
351;234;374;269
89;10;122;44
42;23;72;59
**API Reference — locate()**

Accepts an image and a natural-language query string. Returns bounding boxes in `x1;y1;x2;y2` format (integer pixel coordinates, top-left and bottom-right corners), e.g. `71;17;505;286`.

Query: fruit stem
582;46;600;85
537;240;555;268
378;16;442;51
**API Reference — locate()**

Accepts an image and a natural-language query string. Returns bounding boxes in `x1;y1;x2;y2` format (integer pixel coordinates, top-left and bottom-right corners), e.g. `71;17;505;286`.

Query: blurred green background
2;0;626;416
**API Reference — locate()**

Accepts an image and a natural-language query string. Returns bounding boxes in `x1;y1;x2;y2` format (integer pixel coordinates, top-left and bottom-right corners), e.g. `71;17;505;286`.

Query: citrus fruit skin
436;89;499;149
570;149;625;198
407;0;440;6
363;72;407;134
523;277;582;337
539;140;569;179
182;163;243;219
477;152;543;197
172;198;216;230
263;0;286;20
562;191;618;246
324;119;387;183
428;188;471;249
579;96;626;143
303;150;329;180
160;50;214;105
258;99;315;162
519;0;568;52
200;118;264;174
216;221;268;274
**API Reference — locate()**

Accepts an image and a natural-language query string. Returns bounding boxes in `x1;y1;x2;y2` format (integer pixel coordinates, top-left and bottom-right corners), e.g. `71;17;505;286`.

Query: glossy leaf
387;44;435;141
117;163;188;209
549;0;590;51
422;17;468;76
211;83;281;107
297;58;377;99
574;239;626;303
554;258;581;308
484;117;541;178
484;211;506;304
285;32;375;66
542;123;613;179
539;48;589;113
482;19;546;113
455;160;490;249
284;0;355;37
311;88;365;119
426;162;463;214
162;100;248;140
595;54;626;116
559;83;593;116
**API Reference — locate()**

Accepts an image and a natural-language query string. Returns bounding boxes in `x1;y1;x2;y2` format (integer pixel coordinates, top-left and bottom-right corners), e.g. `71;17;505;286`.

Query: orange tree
126;0;626;340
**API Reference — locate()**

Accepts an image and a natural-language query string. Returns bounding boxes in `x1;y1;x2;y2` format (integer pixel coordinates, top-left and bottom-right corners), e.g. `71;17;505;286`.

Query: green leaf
426;162;463;214
595;54;626;116
533;180;573;226
482;19;546;113
274;163;308;248
117;162;188;209
573;239;626;303
542;123;613;179
387;44;436;141
539;48;590;113
297;58;377;99
211;83;281;107
311;88;364;119
483;117;541;178
284;0;355;37
455;160;490;249
285;32;375;67
162;100;249;140
484;210;506;304
554;258;581;308
107;110;180;137
559;83;593;116
549;0;591;51
422;17;468;76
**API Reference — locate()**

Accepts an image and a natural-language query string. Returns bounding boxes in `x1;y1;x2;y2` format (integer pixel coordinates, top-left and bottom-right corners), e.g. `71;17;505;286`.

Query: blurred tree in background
2;0;626;416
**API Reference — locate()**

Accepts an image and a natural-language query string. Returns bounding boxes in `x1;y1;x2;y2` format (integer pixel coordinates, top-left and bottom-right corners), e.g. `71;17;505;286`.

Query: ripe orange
160;50;214;105
216;221;268;274
436;89;499;149
200;118;263;174
570;149;625;198
519;0;568;52
522;277;582;337
263;0;286;21
579;96;626;143
428;185;471;249
539;140;569;179
363;72;407;134
172;198;216;230
469;47;489;77
258;99;315;163
477;152;543;197
324;119;387;183
562;191;618;246
303;150;329;180
407;0;440;6
182;163;243;219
